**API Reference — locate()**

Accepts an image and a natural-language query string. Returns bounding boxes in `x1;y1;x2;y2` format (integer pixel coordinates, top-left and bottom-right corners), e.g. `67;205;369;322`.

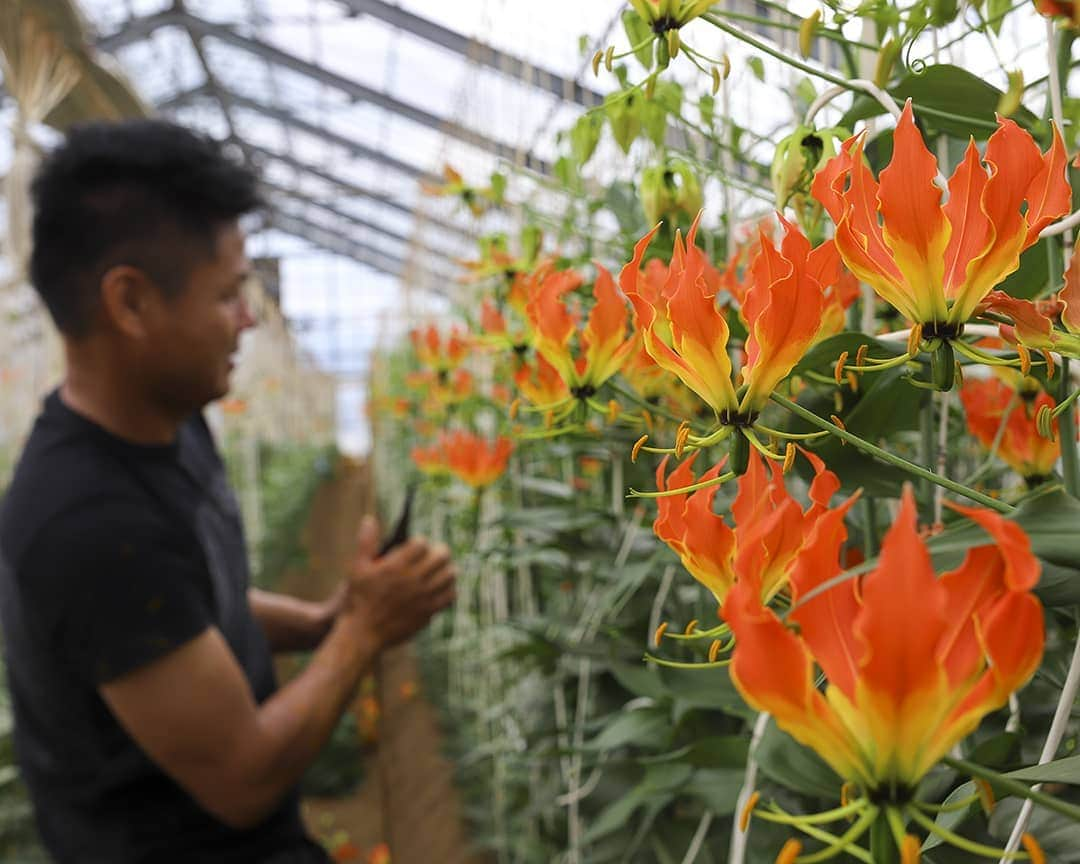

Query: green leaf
686;768;746;814
606;92;643;154
1006;754;1080;785
747;56;765;82
621;9;655;69
923;781;978;851
570;113;604;166
755;719;843;799
584;763;692;842
699;93;715;129
840;64;1042;140
612;661;670;702
585;706;673;751
986;0;1013;34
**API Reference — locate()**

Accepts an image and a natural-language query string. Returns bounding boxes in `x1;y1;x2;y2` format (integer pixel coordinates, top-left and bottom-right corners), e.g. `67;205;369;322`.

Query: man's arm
247;586;344;653
100;521;455;830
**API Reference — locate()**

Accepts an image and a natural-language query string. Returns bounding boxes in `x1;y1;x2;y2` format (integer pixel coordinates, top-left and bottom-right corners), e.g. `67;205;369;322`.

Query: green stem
920;393;936;518
861;495;879;560
1059;357;1080;497
770;393;1014;513
869;810;899;864
944;755;1080;824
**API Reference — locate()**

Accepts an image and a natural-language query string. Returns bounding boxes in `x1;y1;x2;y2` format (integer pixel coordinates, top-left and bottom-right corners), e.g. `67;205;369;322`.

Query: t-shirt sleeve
16;497;214;685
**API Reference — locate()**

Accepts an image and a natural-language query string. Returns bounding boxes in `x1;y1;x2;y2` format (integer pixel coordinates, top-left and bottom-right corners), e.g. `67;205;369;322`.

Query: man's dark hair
30;119;263;336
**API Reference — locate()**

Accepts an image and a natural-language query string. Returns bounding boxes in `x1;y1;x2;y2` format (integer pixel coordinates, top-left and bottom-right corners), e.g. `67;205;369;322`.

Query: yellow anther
544;410;554;429
782;442;796;474
907;324;923;357
666;28;680;60
509;398;521;420
1017;343;1032;376
833;390;843;413
1021;833;1046;864
591;49;603;77
833;351;849;385
1044;349;1056;379
708;639;722;662
840;781;856;808
720;54;731;79
974;778;996;815
711;65;721;94
607;399;620;423
604;45;615;72
798;8;821;58
855;344;869;368
632;434;649;463
830;414;846;432
653;622;669;647
900;834;921;864
675;423;691;458
684;619;699;636
846;371;859;392
775;838;802;864
739;791;761;832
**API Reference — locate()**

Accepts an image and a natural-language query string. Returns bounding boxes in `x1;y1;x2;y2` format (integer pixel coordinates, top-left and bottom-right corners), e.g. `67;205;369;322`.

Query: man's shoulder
0;401;151;568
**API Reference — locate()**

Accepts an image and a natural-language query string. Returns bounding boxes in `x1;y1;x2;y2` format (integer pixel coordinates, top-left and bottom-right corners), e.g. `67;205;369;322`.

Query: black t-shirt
0;391;329;864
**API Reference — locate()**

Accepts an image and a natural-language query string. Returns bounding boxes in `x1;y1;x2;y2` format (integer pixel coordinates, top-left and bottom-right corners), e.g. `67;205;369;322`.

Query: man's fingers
353;515;381;564
378;536;429;570
426;577;457;614
415;544;453;581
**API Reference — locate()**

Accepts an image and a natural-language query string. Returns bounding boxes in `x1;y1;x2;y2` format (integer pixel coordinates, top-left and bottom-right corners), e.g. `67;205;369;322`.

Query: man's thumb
355;514;381;562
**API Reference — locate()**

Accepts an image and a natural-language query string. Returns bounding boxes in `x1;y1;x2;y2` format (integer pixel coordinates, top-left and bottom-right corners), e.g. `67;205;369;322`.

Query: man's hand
340;516;456;652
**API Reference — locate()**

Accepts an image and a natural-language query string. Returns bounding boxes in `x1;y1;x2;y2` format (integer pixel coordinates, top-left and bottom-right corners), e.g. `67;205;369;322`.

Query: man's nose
237;298;257;331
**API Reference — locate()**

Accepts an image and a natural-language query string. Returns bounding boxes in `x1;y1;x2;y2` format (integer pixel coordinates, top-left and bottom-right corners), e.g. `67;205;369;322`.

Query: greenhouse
0;0;1079;862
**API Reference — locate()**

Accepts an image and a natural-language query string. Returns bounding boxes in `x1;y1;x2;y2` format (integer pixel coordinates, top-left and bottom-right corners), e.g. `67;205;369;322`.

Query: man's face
141;221;256;414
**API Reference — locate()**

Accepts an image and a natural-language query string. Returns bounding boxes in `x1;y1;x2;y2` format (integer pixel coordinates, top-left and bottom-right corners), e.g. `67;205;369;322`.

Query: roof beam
160;84;442;185
254;210;450;290
248;143;477;243
338;0;603;108
262;178;463;265
102;9;551;175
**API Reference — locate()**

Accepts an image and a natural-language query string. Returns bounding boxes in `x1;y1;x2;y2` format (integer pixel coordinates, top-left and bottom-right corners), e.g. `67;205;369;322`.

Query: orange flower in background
626;212;833;421
724;485;1044;792
409;324;469;371
410;442;448;476
812;100;1069;332
525;263;636;397
442;430;514;488
513;353;570;408
366;843;391;864
960;377;1059;480
653;448;851;605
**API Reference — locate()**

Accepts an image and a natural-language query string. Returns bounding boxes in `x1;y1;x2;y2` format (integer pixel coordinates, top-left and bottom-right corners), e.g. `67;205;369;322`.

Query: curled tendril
904;27;928;74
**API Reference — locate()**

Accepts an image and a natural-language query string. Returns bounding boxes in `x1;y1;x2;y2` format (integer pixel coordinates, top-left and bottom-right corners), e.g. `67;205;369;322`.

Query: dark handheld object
378;486;415;555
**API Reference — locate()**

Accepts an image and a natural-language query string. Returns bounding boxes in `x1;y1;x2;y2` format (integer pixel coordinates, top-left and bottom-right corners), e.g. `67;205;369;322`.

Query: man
0;120;455;863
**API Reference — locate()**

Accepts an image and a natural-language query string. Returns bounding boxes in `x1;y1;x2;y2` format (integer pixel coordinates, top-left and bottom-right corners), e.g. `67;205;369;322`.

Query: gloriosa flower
726;486;1044;858
409;324;469;372
1034;0;1080;26
441;430;514;488
628;0;715;29
960;376;1059;482
812;100;1069;335
513;353;570;409
525;262;636;399
653;447;849;605
625;212;835;423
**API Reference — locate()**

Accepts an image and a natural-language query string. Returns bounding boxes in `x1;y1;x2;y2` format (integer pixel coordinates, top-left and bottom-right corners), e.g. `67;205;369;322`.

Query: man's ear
99;265;160;339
